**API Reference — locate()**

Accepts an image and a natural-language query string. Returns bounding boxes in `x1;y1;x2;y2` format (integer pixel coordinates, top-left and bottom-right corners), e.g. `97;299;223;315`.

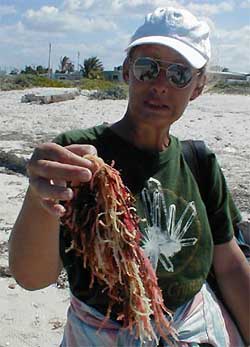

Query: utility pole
48;43;52;78
77;51;80;72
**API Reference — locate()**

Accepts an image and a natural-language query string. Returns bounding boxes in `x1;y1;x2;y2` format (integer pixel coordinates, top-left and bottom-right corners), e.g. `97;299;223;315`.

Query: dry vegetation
1;74;249;97
0;74;126;92
205;79;250;95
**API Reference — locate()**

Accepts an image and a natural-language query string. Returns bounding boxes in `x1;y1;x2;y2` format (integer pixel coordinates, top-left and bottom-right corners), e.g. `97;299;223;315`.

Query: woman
9;7;250;347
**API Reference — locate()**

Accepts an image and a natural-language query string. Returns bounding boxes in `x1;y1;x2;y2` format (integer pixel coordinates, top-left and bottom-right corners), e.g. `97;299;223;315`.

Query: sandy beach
0;88;249;347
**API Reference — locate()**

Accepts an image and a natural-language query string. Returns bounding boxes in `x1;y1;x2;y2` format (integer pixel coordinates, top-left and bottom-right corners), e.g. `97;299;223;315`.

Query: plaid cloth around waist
60;283;244;347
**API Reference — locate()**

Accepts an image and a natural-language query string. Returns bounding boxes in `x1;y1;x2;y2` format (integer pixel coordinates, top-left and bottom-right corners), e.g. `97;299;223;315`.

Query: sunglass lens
133;58;159;81
167;64;193;88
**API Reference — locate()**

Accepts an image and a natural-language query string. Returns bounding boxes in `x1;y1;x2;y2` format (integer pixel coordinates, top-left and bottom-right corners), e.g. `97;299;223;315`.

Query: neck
111;112;170;152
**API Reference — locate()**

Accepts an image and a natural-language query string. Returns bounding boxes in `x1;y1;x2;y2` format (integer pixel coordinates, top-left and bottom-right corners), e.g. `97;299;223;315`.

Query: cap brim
126;36;207;69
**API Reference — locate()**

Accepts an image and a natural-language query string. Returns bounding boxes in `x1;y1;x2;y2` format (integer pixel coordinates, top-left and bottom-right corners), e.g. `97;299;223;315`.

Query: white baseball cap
126;7;211;69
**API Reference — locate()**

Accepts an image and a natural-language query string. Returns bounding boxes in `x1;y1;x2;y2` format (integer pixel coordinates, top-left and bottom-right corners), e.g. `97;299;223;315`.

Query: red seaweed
61;155;177;345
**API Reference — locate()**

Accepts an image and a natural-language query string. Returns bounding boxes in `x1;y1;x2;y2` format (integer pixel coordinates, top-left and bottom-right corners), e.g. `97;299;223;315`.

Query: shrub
80;78;121;90
0;75;128;92
0;75;73;90
206;80;250;95
89;85;128;100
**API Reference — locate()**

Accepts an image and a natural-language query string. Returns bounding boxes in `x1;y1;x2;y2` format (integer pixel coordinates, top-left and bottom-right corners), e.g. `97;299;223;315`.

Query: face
123;44;205;129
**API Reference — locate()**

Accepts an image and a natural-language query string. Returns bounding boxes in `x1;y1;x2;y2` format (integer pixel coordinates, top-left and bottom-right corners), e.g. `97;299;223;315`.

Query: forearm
215;259;250;344
9;187;62;290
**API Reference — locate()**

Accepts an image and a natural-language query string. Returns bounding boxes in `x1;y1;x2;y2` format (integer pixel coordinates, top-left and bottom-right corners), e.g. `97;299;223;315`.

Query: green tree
10;68;19;75
36;65;48;74
21;65;37;74
80;56;104;79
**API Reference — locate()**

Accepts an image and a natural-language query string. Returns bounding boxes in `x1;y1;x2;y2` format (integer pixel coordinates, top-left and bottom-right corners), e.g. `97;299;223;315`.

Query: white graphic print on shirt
141;178;198;272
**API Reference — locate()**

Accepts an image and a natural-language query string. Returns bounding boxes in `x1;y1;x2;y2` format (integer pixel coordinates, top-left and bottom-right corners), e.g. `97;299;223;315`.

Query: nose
150;69;169;95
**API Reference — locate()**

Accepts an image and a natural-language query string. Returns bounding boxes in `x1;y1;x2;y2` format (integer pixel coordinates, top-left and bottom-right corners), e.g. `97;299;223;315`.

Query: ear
190;73;207;101
122;57;130;83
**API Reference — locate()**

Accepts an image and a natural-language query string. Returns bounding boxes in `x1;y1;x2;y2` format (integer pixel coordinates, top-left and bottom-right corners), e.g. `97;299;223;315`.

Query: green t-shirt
54;124;241;315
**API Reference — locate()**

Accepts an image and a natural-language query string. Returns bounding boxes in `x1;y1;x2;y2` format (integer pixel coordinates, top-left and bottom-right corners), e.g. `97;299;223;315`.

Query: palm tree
80;56;104;79
59;56;74;73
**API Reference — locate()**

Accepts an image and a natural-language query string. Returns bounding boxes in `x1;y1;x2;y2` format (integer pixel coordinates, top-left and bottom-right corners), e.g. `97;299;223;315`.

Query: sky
0;0;250;73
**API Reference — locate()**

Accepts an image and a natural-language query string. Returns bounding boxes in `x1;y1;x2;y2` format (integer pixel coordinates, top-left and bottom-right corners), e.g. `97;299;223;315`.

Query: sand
0;88;249;347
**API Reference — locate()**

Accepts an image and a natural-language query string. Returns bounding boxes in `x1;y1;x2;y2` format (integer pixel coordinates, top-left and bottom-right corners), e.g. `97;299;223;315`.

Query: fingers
51;178;67;188
66;144;97;157
26;142;98;216
29;177;73;201
28;160;92;182
27;143;98;181
40;199;66;218
29;176;73;217
27;143;96;175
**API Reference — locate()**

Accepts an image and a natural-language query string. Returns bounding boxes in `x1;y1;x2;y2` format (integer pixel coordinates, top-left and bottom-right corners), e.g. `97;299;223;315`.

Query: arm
9;142;96;290
213;238;250;345
9;187;62;289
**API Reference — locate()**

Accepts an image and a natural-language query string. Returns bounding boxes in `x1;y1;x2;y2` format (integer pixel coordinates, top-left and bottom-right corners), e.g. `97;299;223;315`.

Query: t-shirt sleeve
53;129;89;146
205;148;242;245
53;132;68;146
52;126;106;148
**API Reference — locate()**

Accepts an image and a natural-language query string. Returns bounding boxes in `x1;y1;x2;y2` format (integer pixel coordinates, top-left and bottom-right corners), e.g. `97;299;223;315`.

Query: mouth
144;100;169;110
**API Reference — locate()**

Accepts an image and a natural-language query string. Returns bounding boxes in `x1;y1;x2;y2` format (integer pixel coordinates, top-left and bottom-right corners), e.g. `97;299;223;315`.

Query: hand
26;142;97;217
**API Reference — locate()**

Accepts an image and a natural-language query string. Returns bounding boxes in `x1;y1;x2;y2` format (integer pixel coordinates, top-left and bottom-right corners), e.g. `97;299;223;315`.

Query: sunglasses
131;57;200;89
